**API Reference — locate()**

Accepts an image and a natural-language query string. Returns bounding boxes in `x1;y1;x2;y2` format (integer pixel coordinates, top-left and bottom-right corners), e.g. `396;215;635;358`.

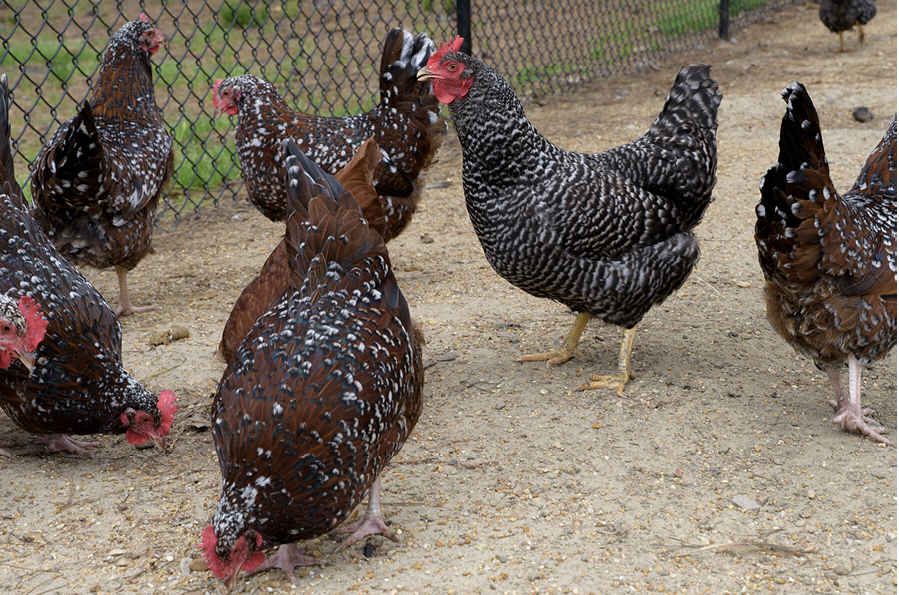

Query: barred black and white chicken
819;0;876;52
756;82;896;444
419;39;721;394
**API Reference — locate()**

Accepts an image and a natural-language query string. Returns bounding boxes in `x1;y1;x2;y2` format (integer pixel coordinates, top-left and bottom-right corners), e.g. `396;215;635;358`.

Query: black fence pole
719;0;730;39
457;0;473;55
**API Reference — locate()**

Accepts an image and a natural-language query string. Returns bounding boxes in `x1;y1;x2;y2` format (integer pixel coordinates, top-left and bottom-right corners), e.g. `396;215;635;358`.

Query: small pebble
179;557;191;576
731;495;759;511
833;563;851;576
852;107;873;122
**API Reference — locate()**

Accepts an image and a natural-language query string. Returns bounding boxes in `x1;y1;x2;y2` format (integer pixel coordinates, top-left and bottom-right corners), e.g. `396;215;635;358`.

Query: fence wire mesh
1;0;795;220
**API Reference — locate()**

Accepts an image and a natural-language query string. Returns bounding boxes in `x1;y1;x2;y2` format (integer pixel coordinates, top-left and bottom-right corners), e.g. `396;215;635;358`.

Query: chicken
819;0;876;52
30;13;174;316
199;140;423;588
216;137;385;364
211;27;444;239
419;39;721;394
0;73;177;457
755;82;896;444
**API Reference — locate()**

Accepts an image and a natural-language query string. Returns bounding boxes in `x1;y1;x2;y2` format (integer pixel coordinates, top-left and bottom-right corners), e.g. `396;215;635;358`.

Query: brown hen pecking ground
0;2;895;594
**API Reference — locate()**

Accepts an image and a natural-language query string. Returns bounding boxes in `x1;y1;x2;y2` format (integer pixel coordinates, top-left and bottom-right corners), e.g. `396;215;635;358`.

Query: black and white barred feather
445;58;721;328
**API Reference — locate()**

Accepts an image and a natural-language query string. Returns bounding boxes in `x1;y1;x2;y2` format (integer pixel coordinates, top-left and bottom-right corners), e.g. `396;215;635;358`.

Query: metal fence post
719;0;731;39
457;0;472;55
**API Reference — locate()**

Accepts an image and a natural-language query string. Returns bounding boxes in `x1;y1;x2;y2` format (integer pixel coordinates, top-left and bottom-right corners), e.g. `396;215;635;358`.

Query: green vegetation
653;0;767;37
589;22;636;63
219;0;268;29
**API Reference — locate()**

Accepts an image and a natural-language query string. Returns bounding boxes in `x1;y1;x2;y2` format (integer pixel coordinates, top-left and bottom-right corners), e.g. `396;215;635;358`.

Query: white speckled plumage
205;140;422;579
214;28;444;241
30;16;174;314
755;82;896;444
0;73;173;447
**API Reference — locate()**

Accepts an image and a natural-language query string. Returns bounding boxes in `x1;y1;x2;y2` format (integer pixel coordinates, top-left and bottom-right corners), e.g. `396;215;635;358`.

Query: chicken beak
150;434;166;451
417;66;441;81
224;567;241;590
14;350;35;372
213;106;223;119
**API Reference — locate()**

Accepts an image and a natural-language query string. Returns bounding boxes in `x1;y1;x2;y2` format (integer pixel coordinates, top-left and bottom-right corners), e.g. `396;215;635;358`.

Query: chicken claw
35;434;101;458
519;312;590;367
332;476;398;553
251;543;327;584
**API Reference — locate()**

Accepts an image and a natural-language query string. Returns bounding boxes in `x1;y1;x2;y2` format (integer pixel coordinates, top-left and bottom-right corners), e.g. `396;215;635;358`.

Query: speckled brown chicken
211;28;444;239
30;14;174;316
216;137;385;364
0;74;177;458
755;82;896;444
199;139;423;588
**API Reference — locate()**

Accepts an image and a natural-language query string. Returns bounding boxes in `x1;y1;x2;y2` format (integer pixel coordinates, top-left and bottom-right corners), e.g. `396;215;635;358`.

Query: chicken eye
447;63;458;72
1;325;10;333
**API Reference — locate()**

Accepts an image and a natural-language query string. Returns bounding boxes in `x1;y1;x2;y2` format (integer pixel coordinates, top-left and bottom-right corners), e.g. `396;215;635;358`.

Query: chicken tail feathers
379;28;437;102
372;28;446;240
649;63;721;152
283;140;390;299
0;74;23;202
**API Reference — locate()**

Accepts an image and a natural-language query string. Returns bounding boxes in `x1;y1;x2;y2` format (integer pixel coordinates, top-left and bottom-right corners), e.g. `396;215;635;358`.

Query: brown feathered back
216;138;384;363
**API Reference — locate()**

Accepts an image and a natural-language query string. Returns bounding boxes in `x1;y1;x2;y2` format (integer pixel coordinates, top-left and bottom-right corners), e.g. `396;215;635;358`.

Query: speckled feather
819;0;876;34
209;140;422;558
217;138;385;364
30;16;174;272
755;82;896;368
442;58;720;328
218;28;444;239
0;75;167;436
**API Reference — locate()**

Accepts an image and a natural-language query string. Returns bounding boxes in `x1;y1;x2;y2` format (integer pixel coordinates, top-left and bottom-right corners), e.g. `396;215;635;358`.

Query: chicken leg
251;544;327;584
115;265;157;316
332;476;398;553
0;440;17;457
857;22;865;45
838;30;846;52
578;325;637;396
519;312;591;366
827;356;891;445
35;434;102;457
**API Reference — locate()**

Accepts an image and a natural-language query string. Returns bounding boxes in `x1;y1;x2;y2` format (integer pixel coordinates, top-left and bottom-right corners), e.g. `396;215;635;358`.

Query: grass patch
653;0;768;37
219;1;268;29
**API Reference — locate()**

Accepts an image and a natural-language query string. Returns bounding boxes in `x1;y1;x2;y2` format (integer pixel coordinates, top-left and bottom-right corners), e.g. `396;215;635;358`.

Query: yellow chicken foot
519;312;591;367
838;31;846;52
578;325;637;395
858;23;865;45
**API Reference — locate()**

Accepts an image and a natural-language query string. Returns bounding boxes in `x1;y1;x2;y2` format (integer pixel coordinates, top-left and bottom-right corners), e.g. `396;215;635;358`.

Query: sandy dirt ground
0;3;896;594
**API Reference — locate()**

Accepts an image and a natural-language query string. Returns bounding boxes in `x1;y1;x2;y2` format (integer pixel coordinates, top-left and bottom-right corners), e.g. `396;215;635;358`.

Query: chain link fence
1;0;796;220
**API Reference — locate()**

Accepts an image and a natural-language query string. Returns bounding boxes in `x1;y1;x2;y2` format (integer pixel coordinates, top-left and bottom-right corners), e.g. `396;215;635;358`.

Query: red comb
427;36;464;71
212;79;224;109
18;296;48;352
140;12;149;22
156;390;178;435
